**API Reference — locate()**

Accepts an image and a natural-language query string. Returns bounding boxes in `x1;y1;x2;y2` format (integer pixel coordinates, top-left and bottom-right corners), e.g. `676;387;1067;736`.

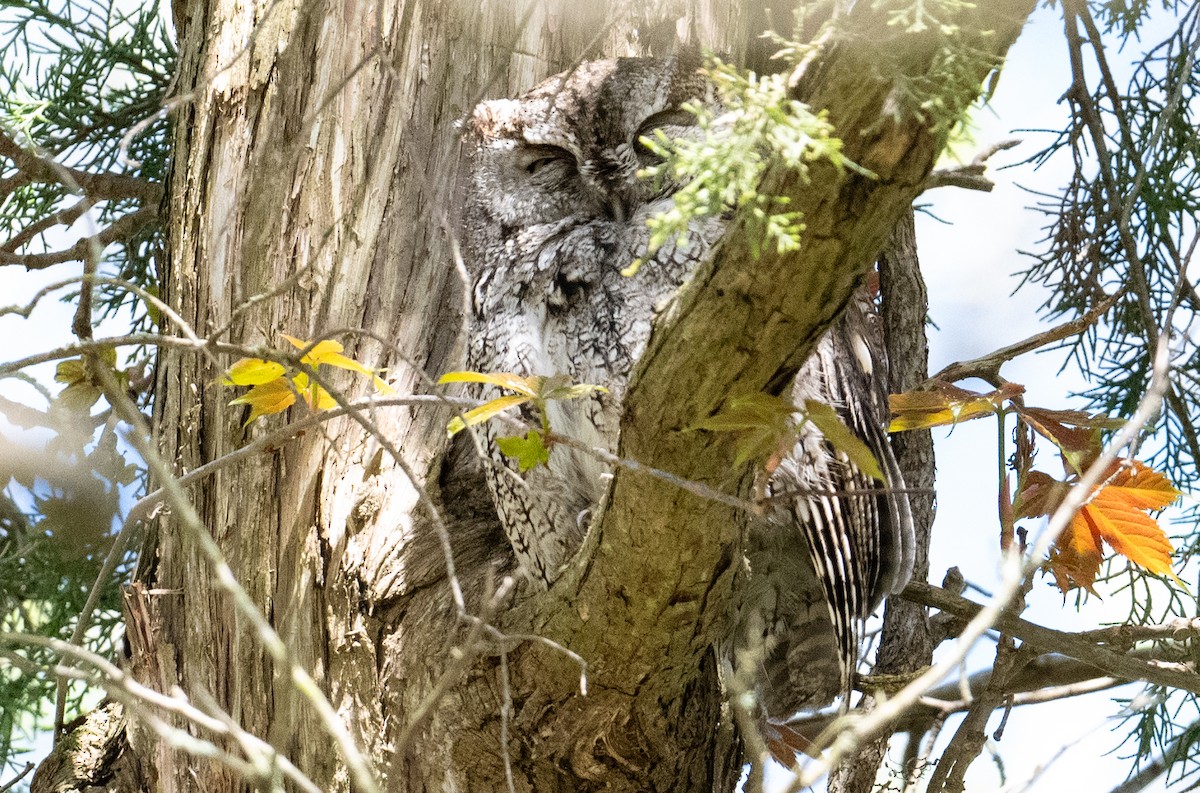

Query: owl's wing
748;294;915;718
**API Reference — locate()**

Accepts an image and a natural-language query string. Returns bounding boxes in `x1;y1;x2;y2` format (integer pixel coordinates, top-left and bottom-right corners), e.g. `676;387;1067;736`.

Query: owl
455;56;914;717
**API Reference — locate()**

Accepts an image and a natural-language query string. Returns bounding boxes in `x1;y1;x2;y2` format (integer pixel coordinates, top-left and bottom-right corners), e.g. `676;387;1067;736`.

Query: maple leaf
53;347;123;414
223;358;286;386
803;399;884;482
293;373;336;411
496;429;551;472
223;335;394;424
1022;461;1182;593
688;392;796;468
1016;406;1120;474
438;370;542;398
283;334;395;394
445;394;533;437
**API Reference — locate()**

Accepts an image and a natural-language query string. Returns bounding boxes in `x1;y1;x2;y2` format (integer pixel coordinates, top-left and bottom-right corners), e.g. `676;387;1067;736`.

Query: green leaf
803;399;885;482
446;394;532;437
496;429;551;472
689;392;796;433
689;393;798;468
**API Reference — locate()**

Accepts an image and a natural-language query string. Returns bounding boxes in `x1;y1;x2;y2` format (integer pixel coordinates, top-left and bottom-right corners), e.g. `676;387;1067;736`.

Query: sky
2;2;1196;791
853;6;1189;792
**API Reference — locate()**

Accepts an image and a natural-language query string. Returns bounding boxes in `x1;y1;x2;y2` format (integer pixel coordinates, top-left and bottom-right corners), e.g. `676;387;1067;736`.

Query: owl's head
458;57;710;261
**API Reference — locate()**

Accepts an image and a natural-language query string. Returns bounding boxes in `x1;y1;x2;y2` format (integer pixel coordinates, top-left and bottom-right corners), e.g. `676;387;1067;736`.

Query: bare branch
903;581;1200;695
0;206;159;269
0;128;161;203
922;139;1022;193
0;763;33;793
0;196;93;253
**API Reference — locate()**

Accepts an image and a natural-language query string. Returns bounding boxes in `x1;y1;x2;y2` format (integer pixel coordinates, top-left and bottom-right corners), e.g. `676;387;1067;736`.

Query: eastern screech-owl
455;56;914;717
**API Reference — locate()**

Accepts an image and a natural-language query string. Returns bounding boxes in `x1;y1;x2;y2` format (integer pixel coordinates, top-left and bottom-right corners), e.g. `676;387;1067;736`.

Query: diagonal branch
510;0;1040;715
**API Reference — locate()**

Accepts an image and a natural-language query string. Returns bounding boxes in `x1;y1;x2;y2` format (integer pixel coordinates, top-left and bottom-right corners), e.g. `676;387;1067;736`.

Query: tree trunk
86;2;1035;791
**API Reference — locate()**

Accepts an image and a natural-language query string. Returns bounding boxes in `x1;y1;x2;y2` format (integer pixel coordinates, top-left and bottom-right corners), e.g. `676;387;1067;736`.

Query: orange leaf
1014;470;1070;519
1082;463;1179;579
1094;461;1180;512
1048;514;1105;593
1017;406;1117;473
1043;460;1182;592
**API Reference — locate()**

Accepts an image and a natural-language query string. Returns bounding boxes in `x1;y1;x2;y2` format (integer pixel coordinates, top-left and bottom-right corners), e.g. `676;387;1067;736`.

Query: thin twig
904;581;1200;695
0;763;33;793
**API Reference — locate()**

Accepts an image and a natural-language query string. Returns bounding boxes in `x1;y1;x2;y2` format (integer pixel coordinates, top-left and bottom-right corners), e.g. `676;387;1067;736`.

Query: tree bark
108;2;1036;792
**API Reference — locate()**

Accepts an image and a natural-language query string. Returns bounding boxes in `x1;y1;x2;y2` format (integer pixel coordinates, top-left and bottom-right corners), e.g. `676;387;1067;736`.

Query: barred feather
752;293;915;718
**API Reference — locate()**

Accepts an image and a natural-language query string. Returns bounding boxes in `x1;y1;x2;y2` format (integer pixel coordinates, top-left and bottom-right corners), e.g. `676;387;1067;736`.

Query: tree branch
0;128;161;203
0;196;93;253
0;206;159;269
903;581;1200;695
922;138;1021;193
505;0;1040;752
932;293;1118;386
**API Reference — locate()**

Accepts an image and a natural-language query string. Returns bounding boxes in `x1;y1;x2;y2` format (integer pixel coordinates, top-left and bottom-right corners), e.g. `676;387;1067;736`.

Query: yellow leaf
229;377;296;424
293;373;336;410
223;358;286;386
889;382;1024;432
438;370;541;398
447;394;532;437
282;334;344;364
540;380;609;401
56;381;102;413
53;351;120;412
285;334;377;375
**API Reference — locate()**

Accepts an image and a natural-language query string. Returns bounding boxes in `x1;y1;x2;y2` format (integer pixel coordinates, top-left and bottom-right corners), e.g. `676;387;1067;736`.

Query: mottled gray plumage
456;57;914;717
